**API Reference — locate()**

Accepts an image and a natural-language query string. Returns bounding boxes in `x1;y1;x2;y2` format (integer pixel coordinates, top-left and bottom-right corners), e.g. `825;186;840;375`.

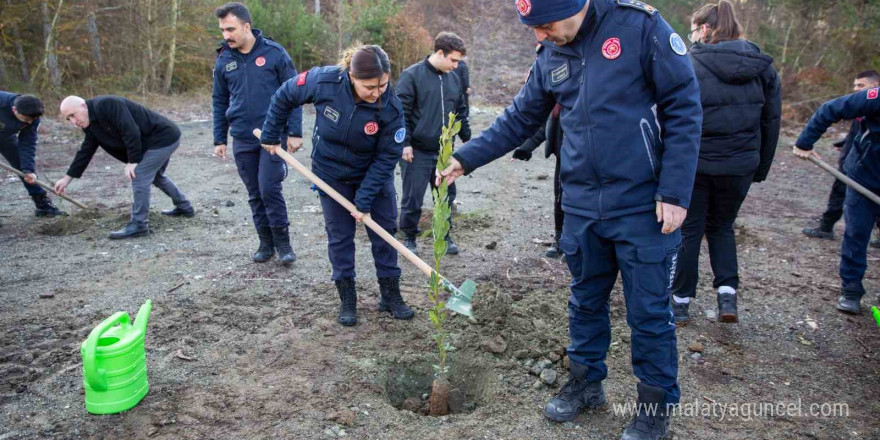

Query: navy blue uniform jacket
453;0;702;219
0;91;39;173
796;87;880;190
213;29;302;145
260;66;406;213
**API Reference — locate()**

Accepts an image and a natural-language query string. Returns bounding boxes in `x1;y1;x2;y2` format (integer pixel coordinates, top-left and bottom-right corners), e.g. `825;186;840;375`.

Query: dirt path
1;104;878;440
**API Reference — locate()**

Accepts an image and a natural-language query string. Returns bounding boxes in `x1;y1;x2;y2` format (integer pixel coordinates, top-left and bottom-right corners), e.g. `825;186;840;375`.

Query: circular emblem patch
602;38;621;60
669;33;688;56
394;128;406;143
255;56;266;67
515;0;531;16
364;121;379;135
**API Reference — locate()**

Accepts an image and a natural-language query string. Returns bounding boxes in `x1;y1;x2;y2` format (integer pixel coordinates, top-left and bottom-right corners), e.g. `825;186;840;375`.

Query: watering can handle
83;312;130;392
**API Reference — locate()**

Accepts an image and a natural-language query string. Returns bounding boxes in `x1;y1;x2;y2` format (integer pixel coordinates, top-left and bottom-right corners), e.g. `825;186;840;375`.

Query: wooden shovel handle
252;129;434;278
808;155;880;206
0;160;89;209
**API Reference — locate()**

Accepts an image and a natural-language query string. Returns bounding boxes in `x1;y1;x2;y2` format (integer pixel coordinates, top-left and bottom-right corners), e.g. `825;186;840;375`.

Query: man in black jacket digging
397;32;472;255
54;95;194;239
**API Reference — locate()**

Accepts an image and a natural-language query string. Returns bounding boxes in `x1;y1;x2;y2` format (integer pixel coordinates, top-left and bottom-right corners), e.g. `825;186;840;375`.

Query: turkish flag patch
296;71;308;86
602;38;621;60
868;88;879;100
364;121;379;135
516;0;531;16
255;56;266;67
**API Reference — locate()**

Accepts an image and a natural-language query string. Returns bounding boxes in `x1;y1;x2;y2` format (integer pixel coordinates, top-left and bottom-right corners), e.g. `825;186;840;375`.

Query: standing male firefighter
0;92;66;217
793;85;880;315
212;2;301;265
436;1;702;438
396;32;472;255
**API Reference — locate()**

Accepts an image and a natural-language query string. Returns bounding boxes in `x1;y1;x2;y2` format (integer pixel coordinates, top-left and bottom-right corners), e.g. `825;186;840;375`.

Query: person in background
793;85;880;315
802;70;880;244
397;32;472;256
512;104;564;258
212;2;300;265
0;92;66;218
54;95;194;239
670;0;781;325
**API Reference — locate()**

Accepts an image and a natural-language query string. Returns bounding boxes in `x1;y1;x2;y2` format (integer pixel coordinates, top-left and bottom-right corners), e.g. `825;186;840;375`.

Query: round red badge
364;121;379;135
602;38;621;60
255;56;266;67
516;0;531;16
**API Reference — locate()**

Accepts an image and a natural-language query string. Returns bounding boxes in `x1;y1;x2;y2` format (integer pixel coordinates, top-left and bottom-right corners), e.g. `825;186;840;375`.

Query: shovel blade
442;278;476;318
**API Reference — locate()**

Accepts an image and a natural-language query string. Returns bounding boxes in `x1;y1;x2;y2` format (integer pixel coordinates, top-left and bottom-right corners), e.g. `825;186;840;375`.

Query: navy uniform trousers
559;210;681;404
841;186;880;299
319;180;401;281
232;138;289;228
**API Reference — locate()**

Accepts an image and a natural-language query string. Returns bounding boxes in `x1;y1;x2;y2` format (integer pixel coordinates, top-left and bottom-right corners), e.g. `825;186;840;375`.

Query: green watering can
80;300;152;415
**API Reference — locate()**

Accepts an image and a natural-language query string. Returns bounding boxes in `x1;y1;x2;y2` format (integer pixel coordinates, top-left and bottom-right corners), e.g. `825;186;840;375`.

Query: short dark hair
215;2;251;25
13;95;44;119
433;32;467;57
856;70;880;83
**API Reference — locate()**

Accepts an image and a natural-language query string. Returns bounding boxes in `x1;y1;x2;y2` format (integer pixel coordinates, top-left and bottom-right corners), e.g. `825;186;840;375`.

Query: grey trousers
131;140;191;226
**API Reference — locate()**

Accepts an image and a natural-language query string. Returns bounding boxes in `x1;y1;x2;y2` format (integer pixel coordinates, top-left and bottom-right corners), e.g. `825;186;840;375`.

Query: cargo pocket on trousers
631;245;676;317
559;234;582;281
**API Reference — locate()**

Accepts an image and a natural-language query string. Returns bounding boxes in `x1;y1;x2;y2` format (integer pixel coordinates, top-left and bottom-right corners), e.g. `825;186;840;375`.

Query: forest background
0;0;878;121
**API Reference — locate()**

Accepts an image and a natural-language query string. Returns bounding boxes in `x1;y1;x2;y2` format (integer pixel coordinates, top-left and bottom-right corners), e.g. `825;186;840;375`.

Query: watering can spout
134;300;153;336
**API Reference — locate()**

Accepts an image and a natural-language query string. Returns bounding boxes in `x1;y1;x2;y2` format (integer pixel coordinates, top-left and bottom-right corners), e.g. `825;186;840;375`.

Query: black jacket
514;105;563;160
396;57;471;154
689;39;781;181
66;96;180;178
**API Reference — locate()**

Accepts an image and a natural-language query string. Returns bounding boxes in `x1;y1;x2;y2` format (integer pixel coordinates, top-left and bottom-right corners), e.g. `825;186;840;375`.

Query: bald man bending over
55;95;194;239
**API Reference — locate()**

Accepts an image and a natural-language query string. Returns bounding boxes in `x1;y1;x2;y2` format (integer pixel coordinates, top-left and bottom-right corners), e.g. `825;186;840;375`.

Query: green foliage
248;0;331;71
426;112;460;378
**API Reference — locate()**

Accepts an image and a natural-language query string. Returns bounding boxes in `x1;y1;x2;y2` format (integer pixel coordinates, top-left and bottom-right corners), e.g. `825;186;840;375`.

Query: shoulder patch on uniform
617;0;657;14
225;61;238;72
669;33;688;56
868;88;879;100
297;71;308;86
395;128;406;143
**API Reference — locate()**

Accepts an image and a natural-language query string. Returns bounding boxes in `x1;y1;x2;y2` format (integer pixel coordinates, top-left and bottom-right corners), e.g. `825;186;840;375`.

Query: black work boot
404;236;418;255
32;194;67;217
802;225;834;240
377;277;414;320
445;235;460;255
717;291;738;323
270;226;296;265
336;277;357;326
109;222;150;239
620;382;671;440
161;206;195;217
253;226;275;263
672;301;690;326
836;294;861;314
545;232;562;258
543;361;606;422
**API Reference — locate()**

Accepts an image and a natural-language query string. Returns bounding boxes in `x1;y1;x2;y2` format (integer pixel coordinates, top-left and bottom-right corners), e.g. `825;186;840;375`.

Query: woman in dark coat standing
671;0;782;325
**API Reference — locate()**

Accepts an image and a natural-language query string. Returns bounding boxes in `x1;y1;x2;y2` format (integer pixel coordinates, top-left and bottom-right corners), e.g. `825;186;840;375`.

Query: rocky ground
1;100;879;439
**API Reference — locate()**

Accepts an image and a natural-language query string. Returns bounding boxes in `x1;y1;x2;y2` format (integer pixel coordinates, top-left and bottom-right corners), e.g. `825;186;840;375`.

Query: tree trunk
162;0;178;94
0;54;8;86
6;0;30;83
145;0;156;89
41;0;63;89
88;11;103;69
314;0;320;15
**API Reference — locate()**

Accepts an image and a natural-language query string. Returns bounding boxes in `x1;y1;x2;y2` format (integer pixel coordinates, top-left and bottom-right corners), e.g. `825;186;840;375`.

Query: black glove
512;149;532;161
